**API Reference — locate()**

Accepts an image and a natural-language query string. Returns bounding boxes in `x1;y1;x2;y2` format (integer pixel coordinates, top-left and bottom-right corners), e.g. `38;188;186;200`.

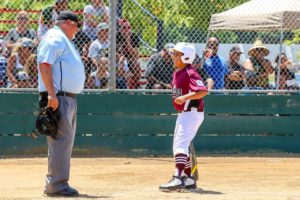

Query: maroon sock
175;153;187;177
184;156;191;177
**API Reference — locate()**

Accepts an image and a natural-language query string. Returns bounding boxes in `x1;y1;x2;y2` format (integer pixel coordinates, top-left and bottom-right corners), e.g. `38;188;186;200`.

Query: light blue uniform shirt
37;26;85;94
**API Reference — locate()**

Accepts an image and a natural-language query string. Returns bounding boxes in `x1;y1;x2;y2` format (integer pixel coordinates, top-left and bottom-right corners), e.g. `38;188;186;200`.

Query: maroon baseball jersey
172;64;207;112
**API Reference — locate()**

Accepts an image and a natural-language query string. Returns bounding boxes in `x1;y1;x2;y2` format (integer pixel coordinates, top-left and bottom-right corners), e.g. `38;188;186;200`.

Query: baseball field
0;157;300;200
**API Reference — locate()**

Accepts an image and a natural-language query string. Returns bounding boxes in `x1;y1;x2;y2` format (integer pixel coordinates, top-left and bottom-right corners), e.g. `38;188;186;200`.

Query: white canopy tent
208;0;300;89
209;0;300;31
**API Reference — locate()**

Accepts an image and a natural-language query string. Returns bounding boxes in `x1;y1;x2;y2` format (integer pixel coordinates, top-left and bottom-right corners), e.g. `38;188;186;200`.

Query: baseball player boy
159;42;208;191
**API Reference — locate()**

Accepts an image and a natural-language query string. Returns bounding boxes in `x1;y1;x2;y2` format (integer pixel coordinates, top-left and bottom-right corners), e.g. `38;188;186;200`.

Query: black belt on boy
178;107;203;113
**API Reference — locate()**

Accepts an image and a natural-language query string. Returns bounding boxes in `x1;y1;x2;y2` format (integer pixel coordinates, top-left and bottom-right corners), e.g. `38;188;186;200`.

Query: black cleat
44;186;79;197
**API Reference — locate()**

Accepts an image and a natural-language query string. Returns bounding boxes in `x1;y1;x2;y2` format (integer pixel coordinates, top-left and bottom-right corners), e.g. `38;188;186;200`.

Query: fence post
108;0;117;91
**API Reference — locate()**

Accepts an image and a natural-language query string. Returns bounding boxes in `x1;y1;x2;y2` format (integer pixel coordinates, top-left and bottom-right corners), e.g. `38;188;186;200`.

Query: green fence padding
0;93;38;113
77;113;176;135
201;115;300;135
206;94;300;115
0;114;36;133
0;92;300;155
1;135;299;156
78;93;174;113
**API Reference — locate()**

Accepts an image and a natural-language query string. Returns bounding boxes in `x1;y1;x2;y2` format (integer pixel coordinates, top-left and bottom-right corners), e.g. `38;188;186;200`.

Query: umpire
37;10;85;196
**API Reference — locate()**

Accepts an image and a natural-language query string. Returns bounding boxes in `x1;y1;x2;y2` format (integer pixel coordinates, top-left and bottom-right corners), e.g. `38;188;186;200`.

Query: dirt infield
0;157;300;200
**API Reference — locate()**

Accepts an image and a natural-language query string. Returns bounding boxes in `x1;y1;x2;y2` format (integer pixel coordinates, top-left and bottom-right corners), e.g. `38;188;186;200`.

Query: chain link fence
0;0;299;92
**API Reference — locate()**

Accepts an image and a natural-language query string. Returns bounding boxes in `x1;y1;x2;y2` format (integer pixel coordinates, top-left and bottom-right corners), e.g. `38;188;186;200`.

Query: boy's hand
175;96;186;105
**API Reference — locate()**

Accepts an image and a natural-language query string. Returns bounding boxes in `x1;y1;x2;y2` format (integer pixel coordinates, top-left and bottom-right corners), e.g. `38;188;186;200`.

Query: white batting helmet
171;42;196;64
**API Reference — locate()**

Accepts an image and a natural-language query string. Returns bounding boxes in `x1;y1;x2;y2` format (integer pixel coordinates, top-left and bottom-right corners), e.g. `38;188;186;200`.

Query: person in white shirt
37;0;68;41
88;22;109;63
83;0;109;40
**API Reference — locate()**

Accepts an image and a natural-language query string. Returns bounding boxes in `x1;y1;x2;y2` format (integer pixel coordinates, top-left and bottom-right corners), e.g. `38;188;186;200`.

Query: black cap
56;10;79;23
230;45;243;54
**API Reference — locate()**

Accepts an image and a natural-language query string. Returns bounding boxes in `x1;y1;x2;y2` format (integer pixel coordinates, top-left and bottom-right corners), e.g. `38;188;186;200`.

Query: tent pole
201;31;211;66
276;25;284;90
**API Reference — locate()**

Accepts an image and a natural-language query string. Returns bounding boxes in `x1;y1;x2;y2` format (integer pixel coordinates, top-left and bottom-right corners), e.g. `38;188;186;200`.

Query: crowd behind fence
0;0;299;92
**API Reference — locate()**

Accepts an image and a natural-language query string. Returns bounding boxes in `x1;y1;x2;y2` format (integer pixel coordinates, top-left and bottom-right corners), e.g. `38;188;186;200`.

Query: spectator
5;11;36;51
225;46;246;89
0;37;6;53
73;29;94;86
0;47;7;87
86;57;109;89
17;54;38;88
117;19;141;89
88;22;109;63
82;42;95;88
203;37;228;89
6;38;34;88
274;53;298;90
244;40;273;89
193;54;214;90
115;47;130;89
37;0;68;40
83;0;109;40
145;43;175;89
73;29;91;55
86;48;130;89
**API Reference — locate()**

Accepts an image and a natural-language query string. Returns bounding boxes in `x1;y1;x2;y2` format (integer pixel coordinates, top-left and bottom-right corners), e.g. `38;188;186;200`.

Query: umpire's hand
47;95;59;111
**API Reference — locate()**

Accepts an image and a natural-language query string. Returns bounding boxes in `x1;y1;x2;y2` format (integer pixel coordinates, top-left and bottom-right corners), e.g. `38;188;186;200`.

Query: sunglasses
170;51;183;57
256;48;265;53
208;43;218;47
121;26;131;30
17;17;28;21
23;46;33;51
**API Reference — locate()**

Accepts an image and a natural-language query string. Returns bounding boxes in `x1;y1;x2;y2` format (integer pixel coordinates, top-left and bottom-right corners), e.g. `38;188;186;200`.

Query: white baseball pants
173;108;204;156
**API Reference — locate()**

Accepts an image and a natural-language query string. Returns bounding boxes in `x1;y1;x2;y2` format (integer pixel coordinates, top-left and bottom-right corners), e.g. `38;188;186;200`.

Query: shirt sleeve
29;29;37;39
37;37;65;65
145;55;157;77
83;5;93;14
88;42;98;59
123;60;129;72
4;29;14;42
105;6;110;13
223;59;229;74
189;71;207;92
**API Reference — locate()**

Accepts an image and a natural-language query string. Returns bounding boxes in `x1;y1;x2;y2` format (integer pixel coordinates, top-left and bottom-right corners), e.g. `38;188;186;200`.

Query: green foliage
284;30;300;45
284;30;300;61
0;0;92;33
0;0;249;47
122;0;250;47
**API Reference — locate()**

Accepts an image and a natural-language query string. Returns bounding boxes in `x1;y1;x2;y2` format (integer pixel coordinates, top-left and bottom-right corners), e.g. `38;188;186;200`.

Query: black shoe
45;186;79;197
159;176;185;191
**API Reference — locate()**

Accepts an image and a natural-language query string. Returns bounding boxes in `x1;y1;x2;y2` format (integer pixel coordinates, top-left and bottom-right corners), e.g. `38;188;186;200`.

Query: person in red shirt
159;43;208;191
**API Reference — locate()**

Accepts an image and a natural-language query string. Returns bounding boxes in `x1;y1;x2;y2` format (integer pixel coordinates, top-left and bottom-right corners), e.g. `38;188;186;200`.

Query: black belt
39;91;76;99
56;91;76;98
178;107;203;113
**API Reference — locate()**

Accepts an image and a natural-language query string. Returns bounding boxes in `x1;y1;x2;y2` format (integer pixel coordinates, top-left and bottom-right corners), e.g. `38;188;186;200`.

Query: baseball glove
36;107;58;139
